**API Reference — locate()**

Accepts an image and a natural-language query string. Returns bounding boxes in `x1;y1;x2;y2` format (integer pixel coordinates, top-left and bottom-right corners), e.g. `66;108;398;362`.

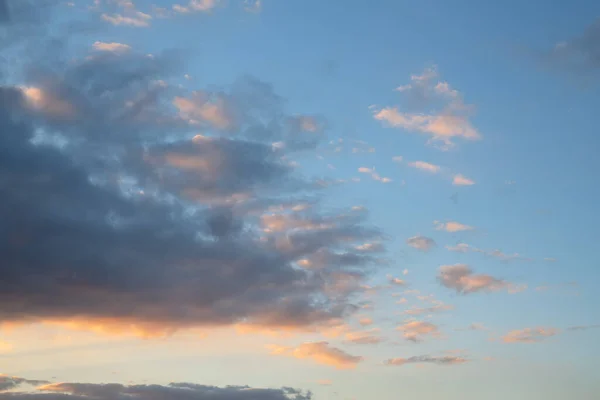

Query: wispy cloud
101;11;151;27
501;327;559;343
92;41;131;53
269;342;363;369
385;355;468;366
446;243;531;263
407;161;441;173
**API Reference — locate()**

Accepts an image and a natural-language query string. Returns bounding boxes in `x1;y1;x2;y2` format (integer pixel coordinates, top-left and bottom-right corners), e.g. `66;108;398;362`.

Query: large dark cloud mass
0;0;383;334
538;17;600;76
0;377;311;400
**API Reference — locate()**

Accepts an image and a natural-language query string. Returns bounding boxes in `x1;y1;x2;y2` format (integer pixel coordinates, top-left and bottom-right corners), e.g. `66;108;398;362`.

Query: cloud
501;327;559;343
357;167;392;183
434;220;474;232
537;18;600;74
446;243;531;263
406;235;436;252
385;355;468;366
244;0;262;13
1;380;311;400
373;67;481;149
344;329;384;345
358;317;373;326
403;301;453;316
407;161;441;173
92;41;131;53
0;375;48;392
269;342;363;369
0;6;385;337
452;174;475;186
438;264;525;295
388;276;406;286
173;0;218;14
567;324;600;331
396;321;441;342
101;11;152;27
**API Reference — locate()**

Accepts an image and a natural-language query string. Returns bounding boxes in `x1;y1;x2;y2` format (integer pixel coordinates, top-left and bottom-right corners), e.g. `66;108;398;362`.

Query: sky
0;0;599;399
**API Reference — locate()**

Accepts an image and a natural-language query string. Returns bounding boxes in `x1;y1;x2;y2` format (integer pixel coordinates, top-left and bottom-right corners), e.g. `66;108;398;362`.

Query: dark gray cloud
0;0;384;334
0;375;48;392
538;18;600;75
0;379;311;400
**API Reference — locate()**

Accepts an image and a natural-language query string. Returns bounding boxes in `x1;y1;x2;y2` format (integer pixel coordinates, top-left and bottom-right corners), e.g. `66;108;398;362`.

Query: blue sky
1;1;599;400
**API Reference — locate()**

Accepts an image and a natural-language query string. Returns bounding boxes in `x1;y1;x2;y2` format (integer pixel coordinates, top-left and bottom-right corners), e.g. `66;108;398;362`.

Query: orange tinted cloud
397;321;441;342
502;327;559;343
434;220;474;232
268;341;363;369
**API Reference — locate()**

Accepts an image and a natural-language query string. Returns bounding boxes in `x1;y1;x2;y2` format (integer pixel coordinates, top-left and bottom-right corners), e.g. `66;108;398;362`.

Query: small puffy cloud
269;342;363;369
388;276;406;286
392;155;403;162
92;41;131;53
407;161;441;174
438;264;522;295
101;11;152;27
385;355;468;366
434;220;474;232
373;67;481;149
397;320;441;342
406;235;436;252
317;379;332;386
358;317;373;326
452;174;475;186
502;327;559;343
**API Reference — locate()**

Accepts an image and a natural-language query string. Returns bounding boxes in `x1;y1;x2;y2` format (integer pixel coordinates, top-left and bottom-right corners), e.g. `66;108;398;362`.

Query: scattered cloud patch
397;321;441;342
373;67;481;149
438;264;525;295
502;327;559;343
406;235;436;252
